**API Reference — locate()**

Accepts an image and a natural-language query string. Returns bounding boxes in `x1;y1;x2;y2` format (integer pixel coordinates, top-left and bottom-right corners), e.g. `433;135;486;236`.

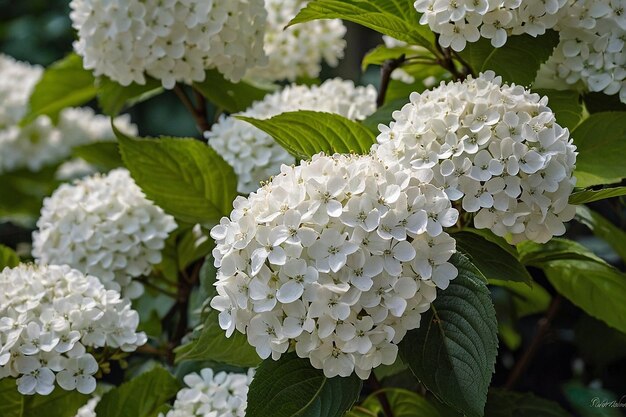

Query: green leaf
193;69;272;113
399;255;498;417
289;0;437;54
517;238;606;267
572;112;626;188
174;310;261;367
0;245;19;270
246;352;362;417
453;230;532;286
21;54;96;125
362;98;408;133
535;89;584;131
72;141;124;172
95;367;180;417
97;76;163;116
346;388;453;417
576;206;626;262
116;128;237;224
490;280;551;318
483;389;570;417
0;379;89;417
362;45;430;71
569;186;626;205
237;111;376;159
460;32;560;86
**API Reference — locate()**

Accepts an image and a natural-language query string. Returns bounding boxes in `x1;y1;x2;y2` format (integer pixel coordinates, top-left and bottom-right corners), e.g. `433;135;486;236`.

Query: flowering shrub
1;0;625;416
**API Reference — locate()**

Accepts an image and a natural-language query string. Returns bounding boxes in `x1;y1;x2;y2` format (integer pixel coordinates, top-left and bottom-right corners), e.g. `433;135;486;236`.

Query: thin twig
377;55;406;108
505;295;562;389
173;84;211;135
367;374;394;417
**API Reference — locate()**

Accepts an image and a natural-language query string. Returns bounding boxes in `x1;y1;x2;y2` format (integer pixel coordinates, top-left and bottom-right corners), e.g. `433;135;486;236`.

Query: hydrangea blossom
0;264;147;395
162;369;253;417
375;71;577;244
414;0;568;51
32;169;177;299
537;0;626;103
210;153;458;379
69;0;268;88
246;0;346;82
206;79;378;193
0;54;137;174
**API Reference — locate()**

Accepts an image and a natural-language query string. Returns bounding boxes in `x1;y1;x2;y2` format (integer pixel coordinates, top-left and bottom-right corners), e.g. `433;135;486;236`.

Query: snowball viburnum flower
32;168;177;299
206;79;378;193
70;0;268;88
210;153;458;379
246;0;347;82
375;71;577;244
0;54;136;174
162;369;253;417
414;0;568;51
0;264;147;395
535;0;626;103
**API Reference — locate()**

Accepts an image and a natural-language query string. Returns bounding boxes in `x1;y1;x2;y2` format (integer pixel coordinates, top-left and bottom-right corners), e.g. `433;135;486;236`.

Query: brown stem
377;55;406;108
434;35;466;81
173;84;211;135
504;295;562;389
367;374;394;417
136;344;169;358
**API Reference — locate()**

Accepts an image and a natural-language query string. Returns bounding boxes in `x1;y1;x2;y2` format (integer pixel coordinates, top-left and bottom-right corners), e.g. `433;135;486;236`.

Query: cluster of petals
206;79;377;193
32;169;177;299
246;0;346;82
375;71;577;244
0;54;136;174
538;0;626;103
210;153;459;379
0;264;146;395
75;397;100;417
414;0;568;51
163;369;253;417
70;0;268;88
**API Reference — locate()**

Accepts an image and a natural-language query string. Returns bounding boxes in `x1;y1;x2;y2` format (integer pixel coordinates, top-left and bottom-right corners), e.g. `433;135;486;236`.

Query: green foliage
517;238;606;266
72;142;124;172
361;45;430;71
21;53;96;125
193;69;272;113
362;98;408;133
572;112;626;187
0;245;19;269
0;165;60;220
246;352;362;417
116;128;237;224
290;0;437;54
453;230;532;286
399;254;498;417
459;32;560;85
346;388;452;417
576;206;626;262
97;76;163;116
569;187;626;205
95;367;180;417
238;111;376;159
490;280;551;318
483;389;570;417
0;379;89;417
535;89;584;131
174;311;262;367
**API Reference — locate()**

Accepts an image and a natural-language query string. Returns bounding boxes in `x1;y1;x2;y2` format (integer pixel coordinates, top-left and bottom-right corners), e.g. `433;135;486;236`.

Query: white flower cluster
0;264;147;395
375;72;577;244
32;168;177;299
0;54;137;174
541;0;626;103
210;153;459;379
206;79;378;193
414;0;568;51
70;0;268;89
246;0;346;82
163;369;253;417
74;397;100;417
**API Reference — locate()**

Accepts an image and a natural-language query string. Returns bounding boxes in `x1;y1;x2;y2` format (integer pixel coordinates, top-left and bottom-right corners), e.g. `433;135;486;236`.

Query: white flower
69;0;268;88
0;55;137;174
210;153;458;379
246;0;346;82
206;79;378;193
0;264;147;395
74;396;100;417
375;71;577;243
415;0;569;51
162;369;253;417
32;168;177;298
